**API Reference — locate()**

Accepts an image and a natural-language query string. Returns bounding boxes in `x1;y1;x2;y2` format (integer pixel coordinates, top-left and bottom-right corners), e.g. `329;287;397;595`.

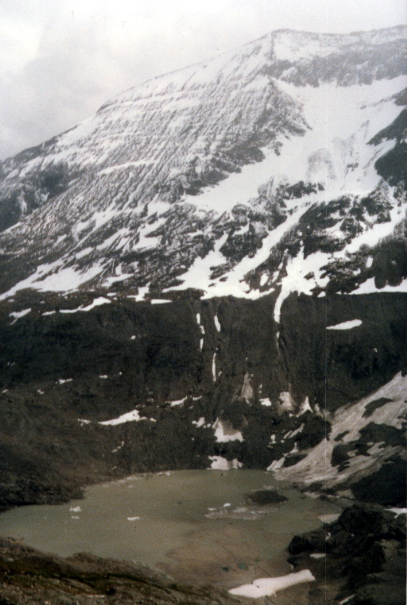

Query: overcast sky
0;0;405;160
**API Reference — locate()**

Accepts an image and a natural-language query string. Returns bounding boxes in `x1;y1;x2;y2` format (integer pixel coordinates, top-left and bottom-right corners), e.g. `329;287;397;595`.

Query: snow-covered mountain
0;26;406;311
0;28;406;605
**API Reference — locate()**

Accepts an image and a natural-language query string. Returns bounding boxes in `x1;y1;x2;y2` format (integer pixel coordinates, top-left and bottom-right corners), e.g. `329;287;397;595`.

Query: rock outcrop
0;538;240;605
288;504;406;605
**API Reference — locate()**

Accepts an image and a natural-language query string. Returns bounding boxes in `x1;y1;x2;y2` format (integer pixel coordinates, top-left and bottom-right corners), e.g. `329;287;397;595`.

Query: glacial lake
0;470;340;588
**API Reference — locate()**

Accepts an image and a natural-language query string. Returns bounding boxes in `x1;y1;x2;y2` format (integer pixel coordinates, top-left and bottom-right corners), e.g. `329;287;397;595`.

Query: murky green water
0;470;340;587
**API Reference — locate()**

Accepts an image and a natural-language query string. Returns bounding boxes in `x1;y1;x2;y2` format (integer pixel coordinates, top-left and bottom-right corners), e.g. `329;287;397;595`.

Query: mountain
0;28;406;601
0;26;405;303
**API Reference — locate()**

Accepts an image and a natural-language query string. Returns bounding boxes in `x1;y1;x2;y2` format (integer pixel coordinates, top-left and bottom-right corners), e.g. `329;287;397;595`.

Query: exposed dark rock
288;530;328;555
375;142;407;187
279;292;407;411
369;108;407;145
334;430;350;442
296;414;331;449
245;489;288;505
357;423;406;449
263;31;407;87
363;397;394;418
0;538;239;605
287;504;406;605
331;443;354;467
351;458;407;506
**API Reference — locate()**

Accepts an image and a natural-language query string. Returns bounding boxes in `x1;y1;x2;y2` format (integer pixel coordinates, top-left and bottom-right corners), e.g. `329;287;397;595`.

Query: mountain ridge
0;26;405;307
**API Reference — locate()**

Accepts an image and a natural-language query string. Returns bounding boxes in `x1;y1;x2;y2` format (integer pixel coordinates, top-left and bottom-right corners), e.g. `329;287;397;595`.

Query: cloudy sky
0;0;405;159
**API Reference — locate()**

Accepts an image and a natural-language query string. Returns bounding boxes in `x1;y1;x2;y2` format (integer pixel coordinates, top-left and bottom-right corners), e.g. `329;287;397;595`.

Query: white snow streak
327;319;362;330
214;314;221;332
9;308;31;320
353;277;407;295
99;409;147;426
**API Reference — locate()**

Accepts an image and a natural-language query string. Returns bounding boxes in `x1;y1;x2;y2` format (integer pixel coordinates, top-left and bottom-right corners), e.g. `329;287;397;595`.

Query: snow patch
214;314;221;331
208;456;242;470
82;297;111;311
168;397;187;407
353;277;407;295
318;513;340;523
327;319;362;330
150;299;172;304
75;247;93;259
274;248;329;323
192;417;206;428
277;391;295;413
339;596;356;605
0;261;103;299
267;457;285;471
387;508;407;516
212;352;217;382
284;424;304;439
229;569;315;598
213;419;244;443
9;308;31;320
241;372;254;403
299;396;312;413
99;409;149;426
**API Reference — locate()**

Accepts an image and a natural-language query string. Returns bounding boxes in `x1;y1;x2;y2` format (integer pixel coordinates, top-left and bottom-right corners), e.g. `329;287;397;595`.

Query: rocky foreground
288;504;406;605
0;537;239;605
